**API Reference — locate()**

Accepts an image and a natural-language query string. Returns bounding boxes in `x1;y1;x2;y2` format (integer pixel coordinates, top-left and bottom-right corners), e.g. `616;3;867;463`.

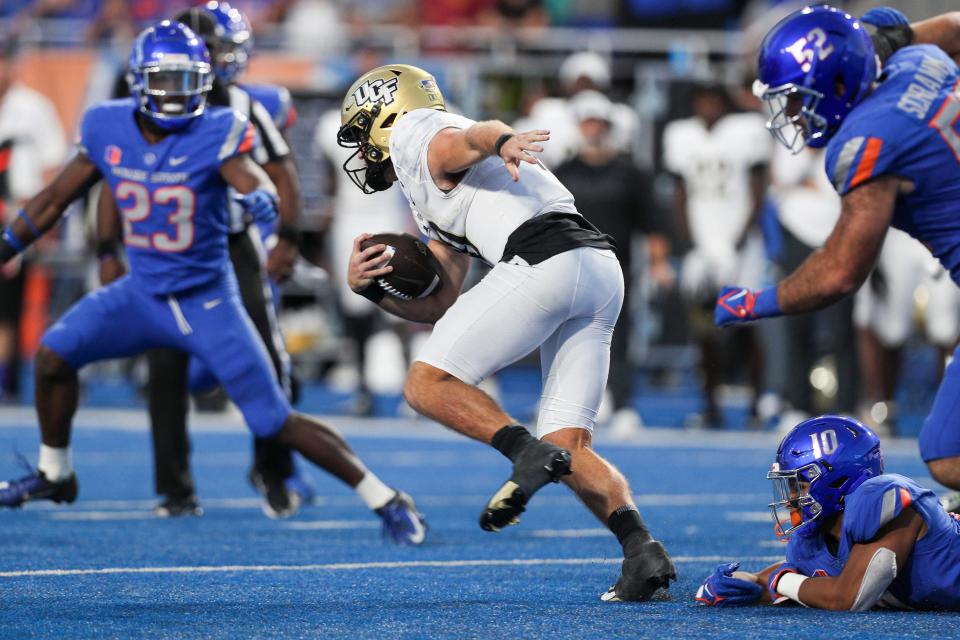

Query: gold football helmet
337;64;446;192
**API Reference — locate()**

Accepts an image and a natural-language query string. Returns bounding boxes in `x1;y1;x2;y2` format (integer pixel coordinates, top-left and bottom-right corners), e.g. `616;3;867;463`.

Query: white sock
355;473;395;510
38;445;72;482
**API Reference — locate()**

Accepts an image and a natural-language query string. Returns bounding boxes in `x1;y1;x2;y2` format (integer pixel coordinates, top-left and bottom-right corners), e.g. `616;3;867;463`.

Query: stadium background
1;1;959;638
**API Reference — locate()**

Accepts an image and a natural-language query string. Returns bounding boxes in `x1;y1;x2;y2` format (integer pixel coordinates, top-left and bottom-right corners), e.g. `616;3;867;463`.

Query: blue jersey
239;83;296;133
825;45;960;284
80;98;256;294
787;474;960;610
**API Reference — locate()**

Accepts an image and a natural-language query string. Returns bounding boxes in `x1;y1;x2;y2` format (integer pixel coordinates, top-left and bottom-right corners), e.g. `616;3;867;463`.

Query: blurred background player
314;97;413;415
98;1;307;518
854;230;960;435
664;82;771;428
696;415;960;611
553;89;672;436
0;41;67;403
0;20;425;546
768;144;858;427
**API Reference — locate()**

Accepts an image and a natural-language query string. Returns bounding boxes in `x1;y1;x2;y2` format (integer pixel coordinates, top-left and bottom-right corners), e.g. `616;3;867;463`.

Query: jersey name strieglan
825;45;960;284
79;98;255;294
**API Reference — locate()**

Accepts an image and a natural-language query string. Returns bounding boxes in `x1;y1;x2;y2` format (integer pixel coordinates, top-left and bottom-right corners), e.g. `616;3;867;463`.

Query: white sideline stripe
725;511;773;523
284;520;378;530
51;511;155;521
532;528;610;538
0;555;784;579
26;493;768;513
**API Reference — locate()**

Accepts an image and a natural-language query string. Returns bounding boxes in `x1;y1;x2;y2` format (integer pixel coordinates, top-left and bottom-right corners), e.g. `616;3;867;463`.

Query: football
360;232;443;300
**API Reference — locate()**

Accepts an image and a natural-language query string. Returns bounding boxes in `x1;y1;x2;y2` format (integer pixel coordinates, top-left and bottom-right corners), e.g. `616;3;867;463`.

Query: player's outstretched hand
695;562;763;607
714;285;781;327
348;233;393;293
267;237;298;283
234;189;279;225
860;6;909;28
498;130;549;182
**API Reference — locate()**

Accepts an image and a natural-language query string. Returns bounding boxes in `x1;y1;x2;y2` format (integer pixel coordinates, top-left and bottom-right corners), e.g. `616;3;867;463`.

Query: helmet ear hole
380;113;398;129
833;75;847;99
829;476;848;489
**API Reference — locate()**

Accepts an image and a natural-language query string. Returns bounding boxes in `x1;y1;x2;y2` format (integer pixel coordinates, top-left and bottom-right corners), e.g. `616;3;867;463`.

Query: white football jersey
663;112;771;252
389;109;578;265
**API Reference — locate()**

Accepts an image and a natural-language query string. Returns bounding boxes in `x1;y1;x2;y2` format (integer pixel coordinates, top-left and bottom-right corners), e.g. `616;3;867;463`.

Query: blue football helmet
768;415;883;539
755;5;877;153
128;20;212;131
203;1;252;83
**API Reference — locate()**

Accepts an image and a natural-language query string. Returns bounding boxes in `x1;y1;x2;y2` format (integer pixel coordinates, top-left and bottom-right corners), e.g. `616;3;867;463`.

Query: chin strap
365;160;392;192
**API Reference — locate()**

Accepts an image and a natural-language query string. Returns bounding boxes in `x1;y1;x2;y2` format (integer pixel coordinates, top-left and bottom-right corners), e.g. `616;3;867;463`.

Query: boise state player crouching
714;6;960;502
695;415;960;611
0;21;426;546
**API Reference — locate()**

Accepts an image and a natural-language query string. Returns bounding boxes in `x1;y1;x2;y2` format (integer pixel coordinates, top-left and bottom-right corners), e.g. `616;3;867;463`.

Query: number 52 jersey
825;44;960;284
79;97;256;295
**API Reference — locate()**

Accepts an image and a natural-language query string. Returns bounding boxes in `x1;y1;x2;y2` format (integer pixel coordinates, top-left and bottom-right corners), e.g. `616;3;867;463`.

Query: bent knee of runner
35;344;76;381
542;426;593;450
403;361;457;412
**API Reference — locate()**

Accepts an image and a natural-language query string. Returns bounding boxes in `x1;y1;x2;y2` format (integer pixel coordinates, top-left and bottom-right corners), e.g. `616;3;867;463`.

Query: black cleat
480;441;572;532
249;469;300;519
0;468;78;508
601;539;677;602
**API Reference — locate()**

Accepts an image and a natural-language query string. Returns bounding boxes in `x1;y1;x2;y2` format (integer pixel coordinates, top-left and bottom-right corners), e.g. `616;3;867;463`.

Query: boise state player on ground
713;6;960;502
695;415;960;610
0;21;426;545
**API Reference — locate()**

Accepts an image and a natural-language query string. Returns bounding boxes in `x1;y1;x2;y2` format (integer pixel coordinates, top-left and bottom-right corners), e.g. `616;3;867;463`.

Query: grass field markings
24;493;768;513
531;528;611;538
283;520;379;530
724;511;773;522
0;555;785;579
50;511;157;521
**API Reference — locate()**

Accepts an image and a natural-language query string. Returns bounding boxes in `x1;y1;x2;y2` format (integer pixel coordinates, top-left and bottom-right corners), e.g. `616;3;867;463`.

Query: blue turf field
0;409;956;639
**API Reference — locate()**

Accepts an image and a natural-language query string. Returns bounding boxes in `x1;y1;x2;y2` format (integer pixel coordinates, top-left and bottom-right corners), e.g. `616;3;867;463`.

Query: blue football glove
695;562;763;607
860;7;909;28
234;189;279;225
767;562;803;605
714;285;782;327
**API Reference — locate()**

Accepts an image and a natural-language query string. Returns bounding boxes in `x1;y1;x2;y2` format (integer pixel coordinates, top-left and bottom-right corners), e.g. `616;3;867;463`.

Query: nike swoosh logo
203;298;222;310
169;156;189;166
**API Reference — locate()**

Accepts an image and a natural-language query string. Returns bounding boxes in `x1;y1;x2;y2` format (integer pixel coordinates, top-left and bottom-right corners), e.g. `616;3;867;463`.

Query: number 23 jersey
79;98;255;294
825;44;960;284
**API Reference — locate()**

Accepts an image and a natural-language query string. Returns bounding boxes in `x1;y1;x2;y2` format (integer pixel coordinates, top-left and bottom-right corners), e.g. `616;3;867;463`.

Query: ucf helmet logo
353;77;400;108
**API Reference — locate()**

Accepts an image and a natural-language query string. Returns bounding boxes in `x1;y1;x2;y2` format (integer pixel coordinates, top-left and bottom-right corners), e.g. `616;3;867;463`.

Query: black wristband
494;133;515;158
96;239;121;260
277;224;302;246
0;235;16;263
357;282;385;304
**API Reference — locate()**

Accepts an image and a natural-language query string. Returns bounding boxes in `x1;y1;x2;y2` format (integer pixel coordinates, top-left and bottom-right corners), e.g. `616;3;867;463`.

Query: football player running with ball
0;22;426;546
696;415;960;611
714;6;960;508
340;64;675;601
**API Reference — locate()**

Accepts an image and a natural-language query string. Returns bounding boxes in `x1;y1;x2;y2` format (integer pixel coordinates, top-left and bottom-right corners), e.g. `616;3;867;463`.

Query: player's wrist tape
357;282;385;304
774;572;808;607
494;133;515;158
1;228;25;260
17;210;41;239
277;224;302;246
753;287;782;319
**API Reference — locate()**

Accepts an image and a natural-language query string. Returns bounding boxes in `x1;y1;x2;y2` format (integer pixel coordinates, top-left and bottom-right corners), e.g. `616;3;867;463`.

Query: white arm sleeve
850;547;898;612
